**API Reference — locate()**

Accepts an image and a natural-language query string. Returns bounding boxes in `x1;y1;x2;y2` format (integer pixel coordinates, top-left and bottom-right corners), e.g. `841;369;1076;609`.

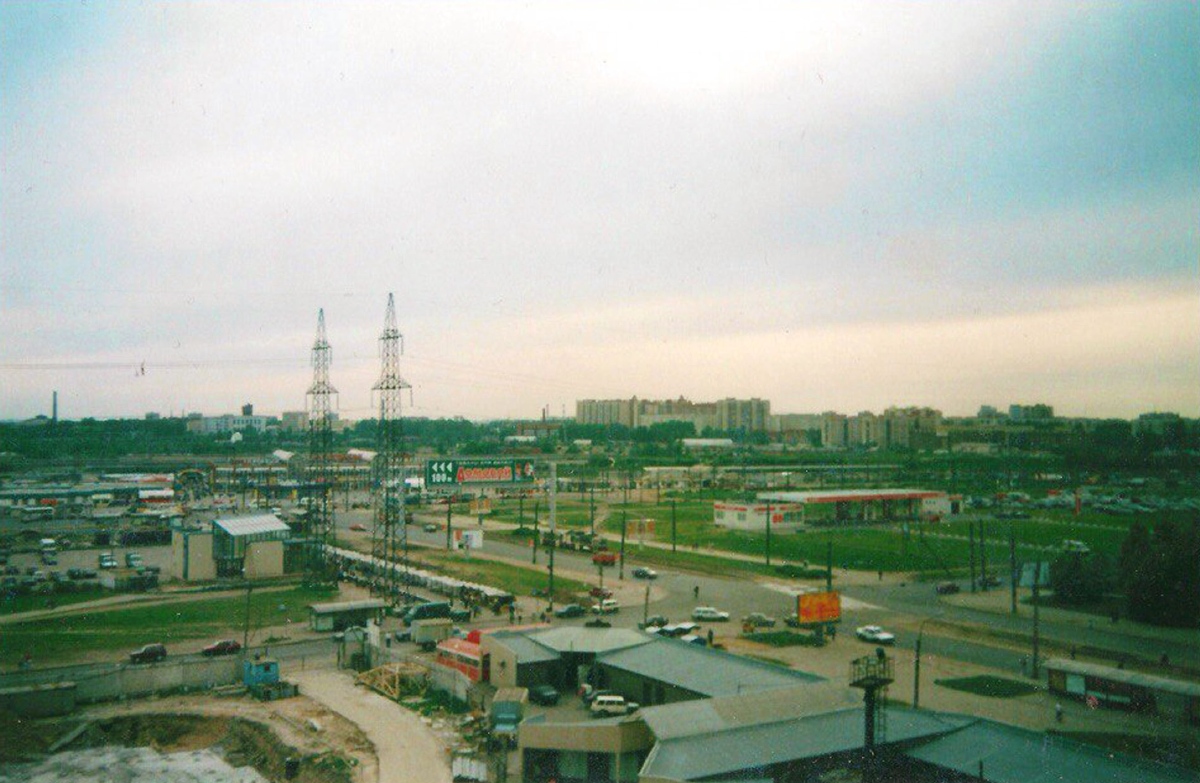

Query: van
592;598;619;614
404;601;452;626
590;694;639;717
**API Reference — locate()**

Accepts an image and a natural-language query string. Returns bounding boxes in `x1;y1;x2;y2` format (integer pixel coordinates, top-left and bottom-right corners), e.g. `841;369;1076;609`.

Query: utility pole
969;520;977;593
589;487;595;536
531;499;539;564
764;500;772;568
643;583;650;626
619;509;627;580
1031;560;1042;679
243;578;253;652
518;495;524;531
446;499;452;551
826;540;833;593
670;499;677;553
979;520;988;590
1010;530;1018;615
547;463;556;613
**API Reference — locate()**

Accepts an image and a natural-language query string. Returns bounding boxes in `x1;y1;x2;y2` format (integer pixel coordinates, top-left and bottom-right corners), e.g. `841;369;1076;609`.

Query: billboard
425;459;536;487
797;591;841;624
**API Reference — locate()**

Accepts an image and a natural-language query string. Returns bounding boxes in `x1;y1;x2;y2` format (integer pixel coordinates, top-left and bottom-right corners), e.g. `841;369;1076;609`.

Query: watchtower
850;649;894;781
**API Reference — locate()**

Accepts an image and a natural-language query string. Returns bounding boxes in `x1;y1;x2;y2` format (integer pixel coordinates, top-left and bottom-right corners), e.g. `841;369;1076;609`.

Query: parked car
423;523;439;533
348;523;367;532
202;639;242;657
592;550;617;566
631;567;658;580
691;606;730;622
638;615;669;629
784;613;802;628
935;581;961;595
660;621;699;638
529;684;560;706
855;625;896;645
742;612;777;628
592;598;620;615
589;586;613;600
591;694;639;717
98;553;117;569
554;603;586;619
129;643;167;664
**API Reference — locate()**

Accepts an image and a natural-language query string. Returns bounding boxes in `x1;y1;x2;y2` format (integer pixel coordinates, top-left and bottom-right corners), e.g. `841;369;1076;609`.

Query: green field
0;585;336;666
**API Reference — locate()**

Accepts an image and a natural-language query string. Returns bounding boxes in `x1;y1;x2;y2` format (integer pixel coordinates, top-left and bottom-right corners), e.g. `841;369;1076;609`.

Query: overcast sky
2;2;1197;422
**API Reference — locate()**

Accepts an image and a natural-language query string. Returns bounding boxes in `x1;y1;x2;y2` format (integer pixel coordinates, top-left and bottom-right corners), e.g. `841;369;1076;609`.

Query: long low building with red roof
715;489;959;530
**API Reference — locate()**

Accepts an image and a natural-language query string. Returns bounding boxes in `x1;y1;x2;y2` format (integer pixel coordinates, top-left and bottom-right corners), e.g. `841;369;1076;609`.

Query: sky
1;2;1197;423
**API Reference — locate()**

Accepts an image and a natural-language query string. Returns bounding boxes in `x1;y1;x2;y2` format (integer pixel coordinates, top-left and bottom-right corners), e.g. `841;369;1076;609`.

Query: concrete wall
245;539;284;579
481;637;521;688
0;656;240;707
0;682;77;717
172;529;215;581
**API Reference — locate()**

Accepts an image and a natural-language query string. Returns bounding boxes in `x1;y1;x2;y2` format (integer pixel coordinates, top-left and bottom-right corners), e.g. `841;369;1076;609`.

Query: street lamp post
914;617;937;710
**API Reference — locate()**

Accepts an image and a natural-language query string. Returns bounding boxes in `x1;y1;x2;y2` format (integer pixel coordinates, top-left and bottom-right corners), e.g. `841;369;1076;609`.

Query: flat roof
1044;658;1200;697
757;488;945;504
527;626;653;655
906;719;1197;783
308;599;388;615
214;514;291;537
485;631;562;665
641;706;968;781
600;636;822;699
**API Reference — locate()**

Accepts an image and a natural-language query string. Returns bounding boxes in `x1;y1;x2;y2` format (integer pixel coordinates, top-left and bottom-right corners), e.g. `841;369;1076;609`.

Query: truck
125;551;144;568
490;687;528;747
412;618;453;651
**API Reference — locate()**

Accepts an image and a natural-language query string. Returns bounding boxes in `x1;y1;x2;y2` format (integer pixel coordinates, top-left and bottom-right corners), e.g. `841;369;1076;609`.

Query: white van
590;694;639;716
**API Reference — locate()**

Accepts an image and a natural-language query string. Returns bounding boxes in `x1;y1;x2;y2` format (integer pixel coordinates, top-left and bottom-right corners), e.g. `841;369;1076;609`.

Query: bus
20;506;55;523
433;638;485;683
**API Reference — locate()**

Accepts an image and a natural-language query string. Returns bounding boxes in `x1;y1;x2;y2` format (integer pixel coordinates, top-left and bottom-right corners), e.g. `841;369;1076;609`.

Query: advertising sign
797;591;841;624
425;459;536;487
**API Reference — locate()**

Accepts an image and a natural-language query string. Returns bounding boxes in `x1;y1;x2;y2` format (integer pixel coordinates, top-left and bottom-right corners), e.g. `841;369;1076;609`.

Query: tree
1049;551;1112;605
1118;519;1200;627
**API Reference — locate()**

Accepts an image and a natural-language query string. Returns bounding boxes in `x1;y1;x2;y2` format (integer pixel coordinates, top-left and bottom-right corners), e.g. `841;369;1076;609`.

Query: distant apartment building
577;396;768;432
1009;403;1054;421
186;413;272;435
1132;412;1185;439
820;407;943;450
281;411;308;433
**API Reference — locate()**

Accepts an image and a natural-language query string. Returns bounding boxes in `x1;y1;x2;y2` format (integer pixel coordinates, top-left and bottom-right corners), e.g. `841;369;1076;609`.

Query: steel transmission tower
305;308;338;586
371;293;411;604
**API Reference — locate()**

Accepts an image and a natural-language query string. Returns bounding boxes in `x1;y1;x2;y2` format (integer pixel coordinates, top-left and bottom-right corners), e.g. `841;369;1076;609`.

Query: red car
202;639;242;657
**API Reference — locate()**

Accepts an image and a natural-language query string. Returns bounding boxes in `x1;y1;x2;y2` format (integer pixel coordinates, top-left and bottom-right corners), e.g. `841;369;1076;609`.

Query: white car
691;606;730;622
855;625;896;645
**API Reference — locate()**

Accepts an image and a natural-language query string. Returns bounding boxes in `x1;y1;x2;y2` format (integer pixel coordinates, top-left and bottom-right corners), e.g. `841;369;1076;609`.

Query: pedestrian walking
693;585;700;600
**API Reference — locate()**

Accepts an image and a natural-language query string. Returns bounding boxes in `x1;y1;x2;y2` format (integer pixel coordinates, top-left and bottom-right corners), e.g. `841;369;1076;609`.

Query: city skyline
2;3;1197;422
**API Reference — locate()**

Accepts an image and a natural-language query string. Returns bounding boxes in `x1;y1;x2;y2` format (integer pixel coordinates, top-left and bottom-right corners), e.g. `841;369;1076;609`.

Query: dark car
555;603;586;619
631;567;658;580
529;684;560;706
202;639;242;657
935;581;961;595
129;643;167;664
638;615;669;629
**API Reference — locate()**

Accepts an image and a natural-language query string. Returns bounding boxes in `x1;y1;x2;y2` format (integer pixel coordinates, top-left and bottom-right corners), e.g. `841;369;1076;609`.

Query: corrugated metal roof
487;631;561;664
641;707;969;780
599;636;822;698
1044;658;1200;697
527;626;653;655
758;488;943;504
214;514;290;537
905;720;1197;783
640;684;859;740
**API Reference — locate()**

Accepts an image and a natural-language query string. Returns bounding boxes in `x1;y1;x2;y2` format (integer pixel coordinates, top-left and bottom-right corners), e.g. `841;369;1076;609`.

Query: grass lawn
406;548;590;602
743;630;825;647
935;675;1039;698
0;587;109;615
0;584;337;666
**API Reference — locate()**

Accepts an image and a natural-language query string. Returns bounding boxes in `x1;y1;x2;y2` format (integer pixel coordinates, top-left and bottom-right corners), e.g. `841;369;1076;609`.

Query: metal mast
305;308;338;586
371;293;410;605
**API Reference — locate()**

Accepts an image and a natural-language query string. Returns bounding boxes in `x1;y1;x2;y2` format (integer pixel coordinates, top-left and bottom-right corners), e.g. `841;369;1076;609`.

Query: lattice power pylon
305;308;338;586
371;293;411;605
